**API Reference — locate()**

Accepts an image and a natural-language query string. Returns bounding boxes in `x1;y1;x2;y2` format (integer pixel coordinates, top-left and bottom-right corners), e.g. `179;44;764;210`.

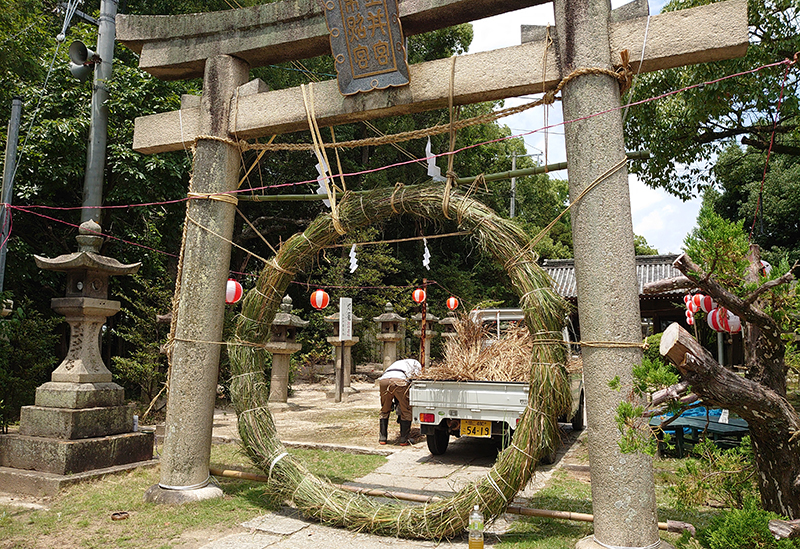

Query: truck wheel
571;391;586;431
426;429;449;455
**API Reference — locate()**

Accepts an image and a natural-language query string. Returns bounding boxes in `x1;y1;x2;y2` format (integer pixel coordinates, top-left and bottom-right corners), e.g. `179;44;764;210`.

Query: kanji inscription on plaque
324;0;410;95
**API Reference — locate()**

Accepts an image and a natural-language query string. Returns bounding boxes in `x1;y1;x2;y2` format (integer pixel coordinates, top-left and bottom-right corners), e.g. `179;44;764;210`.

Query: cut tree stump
659;322;715;366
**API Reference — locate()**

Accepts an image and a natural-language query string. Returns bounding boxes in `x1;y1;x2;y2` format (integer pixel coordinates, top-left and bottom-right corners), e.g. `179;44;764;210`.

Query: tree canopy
624;0;800;199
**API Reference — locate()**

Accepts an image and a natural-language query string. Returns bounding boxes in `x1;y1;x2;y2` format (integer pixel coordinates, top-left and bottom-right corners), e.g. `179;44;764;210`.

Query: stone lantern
438;312;458;343
412;311;439;367
373;302;405;369
324;310;362;402
266;295;308;403
0;221;154;495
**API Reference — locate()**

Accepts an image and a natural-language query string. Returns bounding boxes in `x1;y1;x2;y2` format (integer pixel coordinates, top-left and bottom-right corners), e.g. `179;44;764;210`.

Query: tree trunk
743;244;787;393
660;323;800;518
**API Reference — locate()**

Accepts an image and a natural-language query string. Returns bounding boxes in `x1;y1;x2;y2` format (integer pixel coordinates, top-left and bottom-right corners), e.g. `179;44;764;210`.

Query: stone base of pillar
143;483;223;504
576;536;674;549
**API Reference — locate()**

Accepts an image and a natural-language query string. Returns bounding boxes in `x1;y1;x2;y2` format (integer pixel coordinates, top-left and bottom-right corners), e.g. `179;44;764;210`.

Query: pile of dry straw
421;317;536;382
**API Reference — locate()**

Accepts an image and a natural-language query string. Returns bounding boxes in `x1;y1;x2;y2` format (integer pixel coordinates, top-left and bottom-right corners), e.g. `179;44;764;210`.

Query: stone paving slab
242;512;311;536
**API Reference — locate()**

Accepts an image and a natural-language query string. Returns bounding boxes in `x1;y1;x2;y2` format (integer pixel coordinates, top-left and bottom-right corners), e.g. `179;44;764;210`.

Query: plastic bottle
468;504;484;549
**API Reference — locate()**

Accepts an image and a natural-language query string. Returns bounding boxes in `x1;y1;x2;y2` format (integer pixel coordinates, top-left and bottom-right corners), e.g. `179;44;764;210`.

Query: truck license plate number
462;419;491;438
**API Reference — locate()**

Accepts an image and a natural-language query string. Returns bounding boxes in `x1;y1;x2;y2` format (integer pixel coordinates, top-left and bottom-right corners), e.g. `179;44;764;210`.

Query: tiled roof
541;255;684;300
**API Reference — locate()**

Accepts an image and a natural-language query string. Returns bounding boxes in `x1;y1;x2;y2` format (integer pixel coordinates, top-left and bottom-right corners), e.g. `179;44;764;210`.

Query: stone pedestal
376;332;402;368
266;296;308;404
326;337;359;402
0;221;154;496
266;341;302;403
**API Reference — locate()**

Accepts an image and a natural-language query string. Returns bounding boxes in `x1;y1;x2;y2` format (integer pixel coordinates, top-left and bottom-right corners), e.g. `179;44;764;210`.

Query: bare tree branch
642;275;695;295
743;262;800;306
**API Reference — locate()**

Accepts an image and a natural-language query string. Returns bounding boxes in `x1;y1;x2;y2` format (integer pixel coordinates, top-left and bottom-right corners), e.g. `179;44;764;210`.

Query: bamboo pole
236;151;651;202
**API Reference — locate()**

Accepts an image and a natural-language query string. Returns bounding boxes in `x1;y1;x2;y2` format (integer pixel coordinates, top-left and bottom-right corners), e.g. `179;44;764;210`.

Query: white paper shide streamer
426;137;446;182
349;244;358;273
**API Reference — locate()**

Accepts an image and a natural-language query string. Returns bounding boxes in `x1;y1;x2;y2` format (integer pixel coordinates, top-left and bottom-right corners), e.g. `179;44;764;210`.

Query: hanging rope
301;83;347;235
442;56;460;219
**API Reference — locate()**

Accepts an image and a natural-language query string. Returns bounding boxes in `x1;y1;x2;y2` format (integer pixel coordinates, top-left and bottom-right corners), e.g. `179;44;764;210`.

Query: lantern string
3;56;794;276
748;52;796;241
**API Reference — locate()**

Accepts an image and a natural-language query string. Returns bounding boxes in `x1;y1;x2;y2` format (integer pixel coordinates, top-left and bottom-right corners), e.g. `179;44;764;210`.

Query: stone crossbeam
117;0;551;80
130;0;747;154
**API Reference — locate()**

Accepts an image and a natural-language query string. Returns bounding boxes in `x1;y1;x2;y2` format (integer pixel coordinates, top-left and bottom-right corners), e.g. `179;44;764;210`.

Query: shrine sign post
117;3;747;545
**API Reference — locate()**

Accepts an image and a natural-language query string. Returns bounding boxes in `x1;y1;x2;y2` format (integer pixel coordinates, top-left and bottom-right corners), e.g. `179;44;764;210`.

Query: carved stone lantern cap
324;311;363;324
373;302;406;323
34;220;141;275
412;311;440;323
271;295;309;328
438;314;457;326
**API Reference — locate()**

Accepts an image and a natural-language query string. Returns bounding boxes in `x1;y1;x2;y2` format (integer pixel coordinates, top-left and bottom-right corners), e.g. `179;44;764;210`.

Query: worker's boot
379;419;389;445
398;420;412;446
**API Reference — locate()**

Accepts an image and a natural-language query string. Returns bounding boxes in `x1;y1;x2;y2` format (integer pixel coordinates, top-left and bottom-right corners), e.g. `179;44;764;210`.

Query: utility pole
81;0;118;224
0;97;23;293
509;150;542;218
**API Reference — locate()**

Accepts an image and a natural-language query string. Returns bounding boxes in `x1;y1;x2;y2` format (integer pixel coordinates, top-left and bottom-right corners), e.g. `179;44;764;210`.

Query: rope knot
542;90;558;105
614;49;634;96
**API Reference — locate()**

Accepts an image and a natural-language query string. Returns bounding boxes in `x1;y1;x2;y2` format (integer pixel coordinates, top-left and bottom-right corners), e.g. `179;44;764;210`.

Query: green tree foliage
710;144;800;264
633;235;659;255
624;0;800;199
670;438;757;511
693;498;800;549
0;299;60;430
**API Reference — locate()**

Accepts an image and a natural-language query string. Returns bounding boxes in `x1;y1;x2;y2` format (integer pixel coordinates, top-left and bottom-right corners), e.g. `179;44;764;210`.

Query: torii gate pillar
144;55;249;504
552;0;668;547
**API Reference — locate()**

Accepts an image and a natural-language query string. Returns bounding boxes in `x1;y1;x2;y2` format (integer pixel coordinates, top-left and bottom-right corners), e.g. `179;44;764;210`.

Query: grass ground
0;445;727;549
0;445;387;549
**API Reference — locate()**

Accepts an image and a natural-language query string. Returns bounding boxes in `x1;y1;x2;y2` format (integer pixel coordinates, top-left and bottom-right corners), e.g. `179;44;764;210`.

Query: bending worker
378;358;421;446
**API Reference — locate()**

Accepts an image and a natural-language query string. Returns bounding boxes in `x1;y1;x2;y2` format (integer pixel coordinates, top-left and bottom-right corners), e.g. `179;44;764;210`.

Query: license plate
461;419;491;438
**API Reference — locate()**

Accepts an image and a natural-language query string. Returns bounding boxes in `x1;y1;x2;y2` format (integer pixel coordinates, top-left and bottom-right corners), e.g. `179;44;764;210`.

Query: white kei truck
409;308;585;460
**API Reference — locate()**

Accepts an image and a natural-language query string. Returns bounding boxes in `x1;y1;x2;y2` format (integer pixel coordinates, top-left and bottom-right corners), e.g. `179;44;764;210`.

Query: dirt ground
211;365;427;448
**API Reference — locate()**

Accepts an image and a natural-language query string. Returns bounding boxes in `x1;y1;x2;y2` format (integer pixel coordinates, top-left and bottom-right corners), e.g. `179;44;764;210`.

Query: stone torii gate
117;0;746;546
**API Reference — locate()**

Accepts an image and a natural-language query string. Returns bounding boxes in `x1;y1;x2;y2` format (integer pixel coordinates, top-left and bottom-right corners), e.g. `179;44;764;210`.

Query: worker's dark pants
379;378;412;422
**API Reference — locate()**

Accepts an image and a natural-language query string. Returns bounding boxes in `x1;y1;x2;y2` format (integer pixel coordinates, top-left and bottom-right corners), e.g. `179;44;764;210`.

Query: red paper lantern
727;311;742;333
686;312;695;326
699;295;715;313
446;296;459;310
683;294;692;306
687;300;700;313
310;289;330;310
226;279;243;304
707;307;729;332
412;288;426;304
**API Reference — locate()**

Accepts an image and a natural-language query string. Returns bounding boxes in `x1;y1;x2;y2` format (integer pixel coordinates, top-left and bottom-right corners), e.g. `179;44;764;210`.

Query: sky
466;0;701;255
